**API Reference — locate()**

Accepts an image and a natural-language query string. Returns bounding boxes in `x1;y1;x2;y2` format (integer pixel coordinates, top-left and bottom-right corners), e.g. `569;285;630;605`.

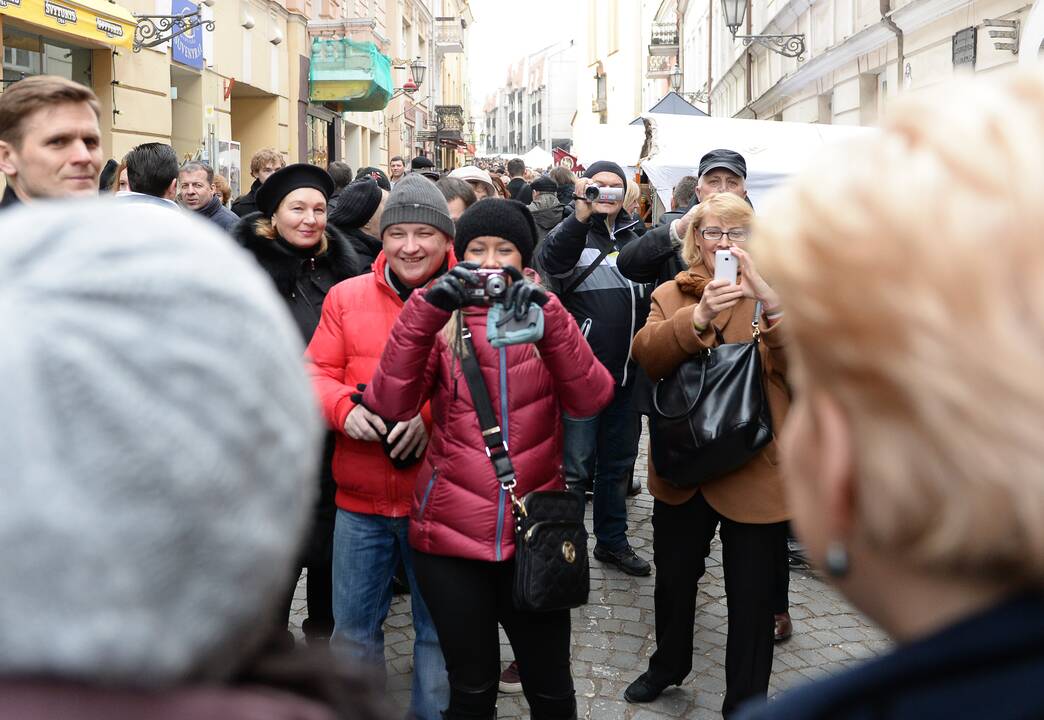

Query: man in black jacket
505;157;533;204
232;148;285;217
327;177;388;272
617;149;747;287
178;161;239;231
535;160;652;577
656;174;698;227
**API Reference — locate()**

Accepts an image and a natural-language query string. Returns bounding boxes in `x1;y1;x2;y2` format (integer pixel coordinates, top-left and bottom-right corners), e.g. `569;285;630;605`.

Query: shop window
2;28;91;87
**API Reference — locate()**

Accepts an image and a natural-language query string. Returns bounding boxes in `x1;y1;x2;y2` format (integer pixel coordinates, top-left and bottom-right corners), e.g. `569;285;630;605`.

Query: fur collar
232;212;361;296
674;261;711;297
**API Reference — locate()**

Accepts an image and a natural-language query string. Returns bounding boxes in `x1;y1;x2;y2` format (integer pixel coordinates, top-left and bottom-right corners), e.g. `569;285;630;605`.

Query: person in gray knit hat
305;169;452;720
0;201;391;719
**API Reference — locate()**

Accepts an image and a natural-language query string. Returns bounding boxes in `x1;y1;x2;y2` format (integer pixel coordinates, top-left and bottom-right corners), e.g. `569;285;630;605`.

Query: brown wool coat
630;264;790;524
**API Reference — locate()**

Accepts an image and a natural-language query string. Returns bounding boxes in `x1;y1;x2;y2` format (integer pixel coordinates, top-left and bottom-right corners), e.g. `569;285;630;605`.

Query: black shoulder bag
457;321;590;612
647;302;774;488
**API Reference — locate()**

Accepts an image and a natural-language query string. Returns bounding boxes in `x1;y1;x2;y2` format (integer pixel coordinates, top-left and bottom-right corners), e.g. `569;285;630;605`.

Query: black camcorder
463;268;510;306
584;184;625;203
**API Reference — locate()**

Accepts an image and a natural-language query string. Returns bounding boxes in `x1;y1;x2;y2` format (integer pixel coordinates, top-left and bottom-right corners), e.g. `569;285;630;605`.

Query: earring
825;540;850;578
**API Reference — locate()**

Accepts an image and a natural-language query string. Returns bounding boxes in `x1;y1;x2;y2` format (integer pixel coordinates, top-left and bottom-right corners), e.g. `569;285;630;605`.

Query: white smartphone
714;249;737;285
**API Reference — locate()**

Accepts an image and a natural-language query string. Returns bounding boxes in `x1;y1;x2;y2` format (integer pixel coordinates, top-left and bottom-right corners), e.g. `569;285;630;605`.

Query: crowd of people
1;68;1043;720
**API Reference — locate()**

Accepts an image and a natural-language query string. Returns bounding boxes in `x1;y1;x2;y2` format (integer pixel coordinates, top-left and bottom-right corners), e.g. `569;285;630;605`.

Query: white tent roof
639;113;875;210
521;146;554;168
571;124;647;177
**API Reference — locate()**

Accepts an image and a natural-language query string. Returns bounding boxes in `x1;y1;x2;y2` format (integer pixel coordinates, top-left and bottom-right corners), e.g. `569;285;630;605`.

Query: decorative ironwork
736;33;806;60
133;8;214;52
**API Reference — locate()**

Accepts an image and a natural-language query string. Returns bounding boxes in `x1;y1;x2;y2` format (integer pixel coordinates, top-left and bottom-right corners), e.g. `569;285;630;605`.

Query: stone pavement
290;432;890;719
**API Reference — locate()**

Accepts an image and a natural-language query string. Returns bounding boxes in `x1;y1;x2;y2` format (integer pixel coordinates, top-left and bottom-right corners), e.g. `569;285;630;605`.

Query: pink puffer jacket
363;290;614;562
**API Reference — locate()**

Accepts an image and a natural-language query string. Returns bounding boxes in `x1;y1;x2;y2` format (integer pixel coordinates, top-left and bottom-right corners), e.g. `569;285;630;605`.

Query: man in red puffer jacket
306;174;454;720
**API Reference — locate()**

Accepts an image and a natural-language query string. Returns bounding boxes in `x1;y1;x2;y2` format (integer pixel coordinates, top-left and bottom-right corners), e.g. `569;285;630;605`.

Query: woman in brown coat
625;192;790;717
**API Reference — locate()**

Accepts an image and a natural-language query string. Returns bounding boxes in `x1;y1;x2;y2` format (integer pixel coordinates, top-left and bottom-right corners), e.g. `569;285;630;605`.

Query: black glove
501;266;548;320
425;263;480;312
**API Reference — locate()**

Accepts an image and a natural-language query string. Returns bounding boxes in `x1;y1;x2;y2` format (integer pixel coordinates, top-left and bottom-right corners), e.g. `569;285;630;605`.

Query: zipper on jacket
494;347;510;562
419;468;438;515
580;318;592;338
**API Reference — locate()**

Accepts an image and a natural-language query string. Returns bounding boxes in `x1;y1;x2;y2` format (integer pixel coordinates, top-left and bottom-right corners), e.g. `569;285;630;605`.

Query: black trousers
278;432;337;640
646;493;785;717
413;551;576;720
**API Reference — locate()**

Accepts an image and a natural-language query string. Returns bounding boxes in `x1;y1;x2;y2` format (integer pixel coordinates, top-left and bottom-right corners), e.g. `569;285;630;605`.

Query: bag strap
560;240;613;298
751;301;763;341
458;322;521;502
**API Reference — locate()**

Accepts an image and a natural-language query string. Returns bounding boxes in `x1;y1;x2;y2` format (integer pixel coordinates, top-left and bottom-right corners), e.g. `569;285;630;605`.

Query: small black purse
457;320;590;613
648;302;773;489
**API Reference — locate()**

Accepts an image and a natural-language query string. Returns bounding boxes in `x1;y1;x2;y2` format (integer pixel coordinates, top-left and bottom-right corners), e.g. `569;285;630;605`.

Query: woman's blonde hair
681;192;754;269
252;216;329;255
212;174;232;205
755;69;1044;585
623;179;641;212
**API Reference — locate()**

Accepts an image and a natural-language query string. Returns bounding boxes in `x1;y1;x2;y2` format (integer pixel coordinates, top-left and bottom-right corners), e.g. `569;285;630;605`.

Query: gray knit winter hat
0;201;322;686
379;172;455;239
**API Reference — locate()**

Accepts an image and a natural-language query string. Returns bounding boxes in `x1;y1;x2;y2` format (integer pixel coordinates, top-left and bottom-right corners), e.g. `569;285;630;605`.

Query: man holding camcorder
535;160;654;576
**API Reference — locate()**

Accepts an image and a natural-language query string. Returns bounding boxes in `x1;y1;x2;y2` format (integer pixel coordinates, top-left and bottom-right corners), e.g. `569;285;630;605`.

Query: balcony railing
435;16;464;53
649;22;679;55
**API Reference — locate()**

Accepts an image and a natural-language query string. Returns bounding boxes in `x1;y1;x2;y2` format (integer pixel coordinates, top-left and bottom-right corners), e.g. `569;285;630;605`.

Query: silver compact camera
463;268;510;306
584;184;625;202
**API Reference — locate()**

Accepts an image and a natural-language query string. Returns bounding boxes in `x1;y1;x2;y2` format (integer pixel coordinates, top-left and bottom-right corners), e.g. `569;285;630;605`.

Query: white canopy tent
570;124;647;178
639;113;875;212
521;146;554;169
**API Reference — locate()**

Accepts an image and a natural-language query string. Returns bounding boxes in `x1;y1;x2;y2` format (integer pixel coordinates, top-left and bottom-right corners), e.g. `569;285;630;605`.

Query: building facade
670;0;1044;123
481;39;576;156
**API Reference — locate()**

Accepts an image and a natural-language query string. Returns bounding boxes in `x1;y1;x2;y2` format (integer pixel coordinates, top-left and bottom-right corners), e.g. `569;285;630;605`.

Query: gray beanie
379;172;455;239
0;201;322;686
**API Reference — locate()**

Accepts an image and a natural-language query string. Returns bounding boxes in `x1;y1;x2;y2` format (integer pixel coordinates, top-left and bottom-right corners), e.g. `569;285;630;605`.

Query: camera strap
561;242;613;298
458;324;518;494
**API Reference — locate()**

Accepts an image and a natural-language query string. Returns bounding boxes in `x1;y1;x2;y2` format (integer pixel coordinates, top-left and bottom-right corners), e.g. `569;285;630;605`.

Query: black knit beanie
329;178;383;229
583;160;628;189
256;164;334;217
454;199;537;268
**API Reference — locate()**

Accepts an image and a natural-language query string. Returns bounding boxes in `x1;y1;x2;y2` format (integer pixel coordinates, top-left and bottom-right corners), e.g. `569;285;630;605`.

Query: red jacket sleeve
363;292;446;421
305;287;358;432
536;293;615;418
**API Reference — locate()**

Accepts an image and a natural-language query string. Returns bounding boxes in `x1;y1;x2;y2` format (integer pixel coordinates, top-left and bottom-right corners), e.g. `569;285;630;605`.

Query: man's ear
811;392;857;540
165;178;178;200
0;140;19;177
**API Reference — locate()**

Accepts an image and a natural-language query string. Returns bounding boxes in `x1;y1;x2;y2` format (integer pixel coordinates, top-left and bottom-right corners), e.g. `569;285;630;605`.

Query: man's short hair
436;177;477;208
0;76;100;148
179;161;215;184
673;175;698;209
249;148;285;176
390;156;404;165
507;158;525;177
126;143;179;198
327;161;353;190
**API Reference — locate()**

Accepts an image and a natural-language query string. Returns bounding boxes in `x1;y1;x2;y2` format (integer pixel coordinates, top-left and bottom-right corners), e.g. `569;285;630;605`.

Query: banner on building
0;0;136;50
171;0;204;70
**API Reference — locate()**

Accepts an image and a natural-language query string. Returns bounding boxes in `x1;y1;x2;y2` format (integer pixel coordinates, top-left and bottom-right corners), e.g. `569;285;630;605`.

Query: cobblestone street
290;433;890;719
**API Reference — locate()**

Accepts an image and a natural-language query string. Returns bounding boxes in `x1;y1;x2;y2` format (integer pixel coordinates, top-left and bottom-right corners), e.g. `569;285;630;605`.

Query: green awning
309;38;392;112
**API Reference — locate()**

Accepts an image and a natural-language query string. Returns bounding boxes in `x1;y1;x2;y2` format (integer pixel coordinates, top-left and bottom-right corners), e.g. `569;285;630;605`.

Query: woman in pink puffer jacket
364;199;613;720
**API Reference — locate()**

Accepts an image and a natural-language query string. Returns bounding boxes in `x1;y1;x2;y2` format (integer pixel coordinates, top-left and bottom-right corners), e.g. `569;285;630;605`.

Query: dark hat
380;174;455;240
698;149;747;179
329;177;383;230
256;163;334;217
355;166;391;191
411;156;435;171
454;199;537;269
531;175;557;193
583;160;629;189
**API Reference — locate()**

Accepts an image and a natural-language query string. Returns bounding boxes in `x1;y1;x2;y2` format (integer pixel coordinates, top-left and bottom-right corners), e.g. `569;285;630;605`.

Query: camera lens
486;274;508;298
584;185;600;201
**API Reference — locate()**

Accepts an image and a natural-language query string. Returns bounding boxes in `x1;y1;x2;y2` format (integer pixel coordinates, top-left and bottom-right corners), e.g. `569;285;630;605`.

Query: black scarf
386;257;450;303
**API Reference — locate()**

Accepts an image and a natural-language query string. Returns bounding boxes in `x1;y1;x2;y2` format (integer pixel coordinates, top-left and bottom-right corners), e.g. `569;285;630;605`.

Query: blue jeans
562;383;640;552
332;509;448;720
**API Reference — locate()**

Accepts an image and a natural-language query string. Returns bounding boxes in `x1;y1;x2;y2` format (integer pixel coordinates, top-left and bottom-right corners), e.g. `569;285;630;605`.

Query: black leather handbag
648;302;773;489
457;320;590;613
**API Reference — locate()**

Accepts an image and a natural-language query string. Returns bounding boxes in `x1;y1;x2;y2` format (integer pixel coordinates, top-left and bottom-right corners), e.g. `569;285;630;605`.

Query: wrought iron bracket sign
133;7;214;52
735;33;806;60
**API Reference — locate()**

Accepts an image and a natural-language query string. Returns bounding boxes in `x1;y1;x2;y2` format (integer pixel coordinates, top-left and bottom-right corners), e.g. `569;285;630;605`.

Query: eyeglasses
700;227;749;242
